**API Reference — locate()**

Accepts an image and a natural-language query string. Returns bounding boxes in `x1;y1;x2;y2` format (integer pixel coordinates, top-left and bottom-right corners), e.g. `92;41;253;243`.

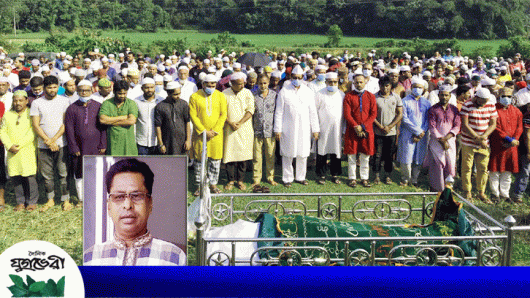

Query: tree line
2;0;530;39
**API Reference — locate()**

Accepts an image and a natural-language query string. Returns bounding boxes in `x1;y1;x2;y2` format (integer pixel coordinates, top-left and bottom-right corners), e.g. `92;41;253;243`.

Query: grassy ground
187;159;530;266
3;30;509;55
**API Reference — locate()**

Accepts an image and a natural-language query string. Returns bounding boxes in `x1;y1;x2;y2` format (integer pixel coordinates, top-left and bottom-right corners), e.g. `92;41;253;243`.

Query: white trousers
282;156;307;183
489;171;512;198
76;178;83;201
348;154;370;180
401;163;421;184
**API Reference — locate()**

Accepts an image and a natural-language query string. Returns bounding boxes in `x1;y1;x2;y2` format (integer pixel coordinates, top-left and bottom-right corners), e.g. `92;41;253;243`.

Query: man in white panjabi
315;72;345;184
222;72;255;191
274;65;320;187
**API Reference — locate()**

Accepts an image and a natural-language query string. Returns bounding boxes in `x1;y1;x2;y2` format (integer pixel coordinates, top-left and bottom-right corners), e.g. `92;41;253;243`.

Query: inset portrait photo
83;156;187;266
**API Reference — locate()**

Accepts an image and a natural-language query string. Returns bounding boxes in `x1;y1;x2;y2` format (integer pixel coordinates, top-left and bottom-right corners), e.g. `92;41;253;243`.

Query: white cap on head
207;66;217;73
480;77;496;86
292;65;304;75
222;57;229;62
271;71;282;78
475;88;491;99
388;68;399;74
230;72;247;82
500;66;508;71
203;59;210;64
31;59;40;66
204;74;218;82
165;59;172;64
94;48;100;53
118;53;125;58
315;65;327;71
269;62;277;69
163;74;173;82
60;52;66;56
41;65;50;72
184;50;190;54
84;58;91;62
439;84;452;92
75;69;86;77
411;77;427;88
422;71;432;77
325;72;338;79
154;75;163;82
233;62;242;69
178;65;189;72
109;54;115;58
142;77;155;85
157;64;165;72
77;79;92;87
101;57;109;62
166;81;181;90
400;66;411;72
160;54;165;59
69;68;76;75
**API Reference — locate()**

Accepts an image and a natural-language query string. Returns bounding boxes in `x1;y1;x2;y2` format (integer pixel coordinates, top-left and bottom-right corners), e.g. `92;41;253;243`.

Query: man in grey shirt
30;75;73;211
372;76;403;184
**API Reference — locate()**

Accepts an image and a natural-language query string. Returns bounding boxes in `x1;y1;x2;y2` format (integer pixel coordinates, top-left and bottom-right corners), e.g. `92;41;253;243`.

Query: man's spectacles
108;192;150;204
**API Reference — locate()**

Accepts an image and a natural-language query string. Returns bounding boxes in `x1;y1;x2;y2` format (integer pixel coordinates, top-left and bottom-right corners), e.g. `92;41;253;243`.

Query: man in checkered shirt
84;158;186;266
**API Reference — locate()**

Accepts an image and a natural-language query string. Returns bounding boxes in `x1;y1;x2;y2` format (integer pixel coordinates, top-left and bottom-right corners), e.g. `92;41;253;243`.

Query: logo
0;241;84;297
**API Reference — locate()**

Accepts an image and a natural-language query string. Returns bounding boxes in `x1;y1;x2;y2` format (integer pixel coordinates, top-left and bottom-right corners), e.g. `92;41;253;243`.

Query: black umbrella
236;52;271;67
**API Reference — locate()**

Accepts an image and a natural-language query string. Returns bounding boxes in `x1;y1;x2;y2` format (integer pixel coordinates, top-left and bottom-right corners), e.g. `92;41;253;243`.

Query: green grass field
2;30;510;55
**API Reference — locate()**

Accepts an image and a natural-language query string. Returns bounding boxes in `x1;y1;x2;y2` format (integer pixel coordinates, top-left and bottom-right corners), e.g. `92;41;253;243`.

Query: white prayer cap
118;53;125;58
233;62;242;69
207;66;217;73
208;50;212;54
222;57;229;62
163;74;173;82
31;59;40;66
480;77;496;86
92;64;101;71
166;81;181;90
325;72;338;79
318;58;326;64
63;59;71;65
84;58;91;62
292;65;304;75
352;61;360;65
142;77;155;85
0;77;8;83
213;57;221;62
446;48;451;52
154;75;163;82
445;76;455;84
165;59;172;64
60;52;66;56
41;65;50;72
75;69;86;77
403;52;408;55
500;66;508;71
460;65;468;71
400;65;411;72
368;53;373;57
94;48;100;53
354;68;363;75
203;59;210;64
230;72;246;81
77;79;92;87
109;54;115;58
101;57;109;62
182;57;191;64
271;71;282;78
0;54;5;60
300;54;306;58
411;78;427;88
488;68;497;74
198;72;207;82
278;60;286;65
128;68;140;76
388;68;399;74
69;68;76;75
439;84;452;92
157;64;165;72
178;66;189;72
184;50;190;54
204;74;218;82
475;88;491;99
422;71;432;77
160;54;165;59
315;65;327;71
268;62;277;69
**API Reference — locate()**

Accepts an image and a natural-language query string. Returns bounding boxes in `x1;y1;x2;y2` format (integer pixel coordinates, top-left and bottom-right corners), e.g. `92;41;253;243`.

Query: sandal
284;182;292;188
373;176;380;185
237;181;247;191
224;181;235;191
268;180;278;186
317;177;326;185
295;180;308;186
26;205;37;212
261;186;271;193
210;185;222;194
385;177;393;185
332;176;341;184
348;180;357;188
478;193;493;205
253;184;263;193
361;180;371;188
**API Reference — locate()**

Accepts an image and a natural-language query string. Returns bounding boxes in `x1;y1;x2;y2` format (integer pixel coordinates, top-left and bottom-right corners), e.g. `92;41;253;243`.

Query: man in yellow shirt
189;74;227;195
0;90;38;211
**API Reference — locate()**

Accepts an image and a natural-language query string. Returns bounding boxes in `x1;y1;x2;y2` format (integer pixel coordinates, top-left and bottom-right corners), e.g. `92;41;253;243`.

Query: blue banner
80;266;530;297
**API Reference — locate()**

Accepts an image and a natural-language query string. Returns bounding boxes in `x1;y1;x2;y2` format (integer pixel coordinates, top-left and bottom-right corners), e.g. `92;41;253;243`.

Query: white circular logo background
0;240;84;297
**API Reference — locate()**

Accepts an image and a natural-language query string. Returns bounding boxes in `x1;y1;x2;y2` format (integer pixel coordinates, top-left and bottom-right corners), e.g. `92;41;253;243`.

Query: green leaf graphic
56;276;65;297
7;285;28;297
9;274;27;290
26;275;36;287
29;281;46;293
41;280;57;297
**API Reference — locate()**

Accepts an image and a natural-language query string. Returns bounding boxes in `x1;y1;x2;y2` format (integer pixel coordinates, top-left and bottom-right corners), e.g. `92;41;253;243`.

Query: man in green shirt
99;80;139;156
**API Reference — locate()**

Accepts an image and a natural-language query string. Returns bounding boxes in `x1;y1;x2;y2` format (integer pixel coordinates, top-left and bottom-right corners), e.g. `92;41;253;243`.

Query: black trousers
316;154;342;177
226;161;248;182
372;135;396;174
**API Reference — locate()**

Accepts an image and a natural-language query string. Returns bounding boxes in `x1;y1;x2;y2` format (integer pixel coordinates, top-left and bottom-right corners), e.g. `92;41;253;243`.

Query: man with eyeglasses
65;80;107;204
83;158;186;266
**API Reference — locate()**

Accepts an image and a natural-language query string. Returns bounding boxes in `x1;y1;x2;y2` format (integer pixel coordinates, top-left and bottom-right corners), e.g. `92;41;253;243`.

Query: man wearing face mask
176;66;198;103
189;74;227;195
513;73;530;114
308;65;327;94
222;72;255;191
338;67;351;93
397;78;431;187
460;88;497;204
362;63;379;94
344;73;378;188
127;68;143;100
27;76;44;107
274;65;319;187
488;87;522;203
315;72;345;185
424;85;461;192
65;80;107;203
92;78;114;103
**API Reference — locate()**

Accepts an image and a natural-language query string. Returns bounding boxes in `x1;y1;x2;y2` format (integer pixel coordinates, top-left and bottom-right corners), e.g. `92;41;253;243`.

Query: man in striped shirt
460;88;498;204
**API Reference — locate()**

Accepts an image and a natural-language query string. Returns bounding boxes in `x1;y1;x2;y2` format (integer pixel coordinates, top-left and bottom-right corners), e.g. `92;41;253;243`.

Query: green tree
325;24;342;48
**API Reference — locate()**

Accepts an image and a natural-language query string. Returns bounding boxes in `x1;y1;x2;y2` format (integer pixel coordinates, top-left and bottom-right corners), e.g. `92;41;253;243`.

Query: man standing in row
135;78;164;155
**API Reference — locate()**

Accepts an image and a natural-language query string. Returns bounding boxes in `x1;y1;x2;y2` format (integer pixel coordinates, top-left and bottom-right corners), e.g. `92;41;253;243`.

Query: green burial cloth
255;188;476;265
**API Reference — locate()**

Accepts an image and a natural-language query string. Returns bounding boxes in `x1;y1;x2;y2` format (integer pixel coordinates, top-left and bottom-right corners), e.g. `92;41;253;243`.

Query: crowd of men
0;46;530;212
